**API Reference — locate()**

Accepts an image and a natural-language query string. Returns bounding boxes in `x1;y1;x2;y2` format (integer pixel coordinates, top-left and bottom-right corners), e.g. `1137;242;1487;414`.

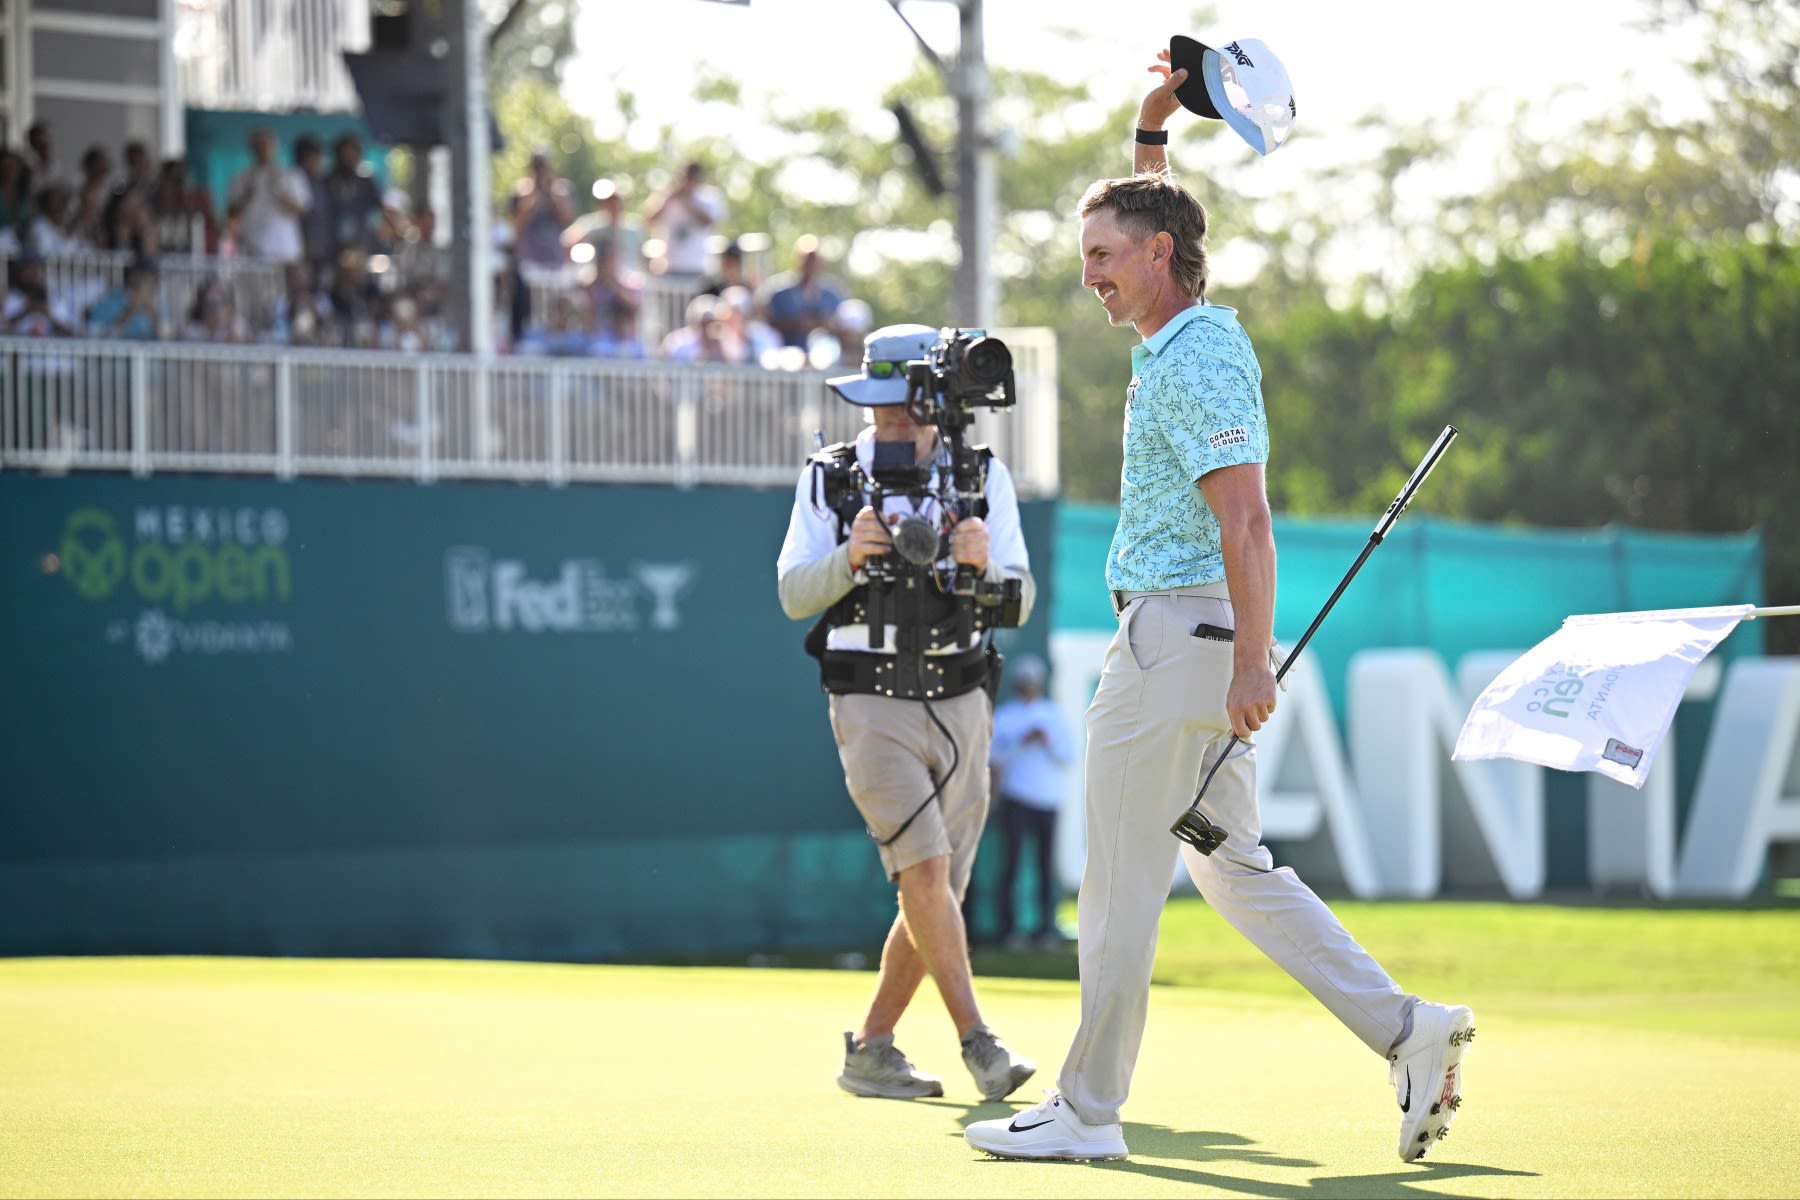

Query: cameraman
776;323;1037;1104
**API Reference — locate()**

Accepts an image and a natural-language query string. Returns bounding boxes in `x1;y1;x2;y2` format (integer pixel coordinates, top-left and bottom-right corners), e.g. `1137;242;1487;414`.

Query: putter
1171;425;1460;853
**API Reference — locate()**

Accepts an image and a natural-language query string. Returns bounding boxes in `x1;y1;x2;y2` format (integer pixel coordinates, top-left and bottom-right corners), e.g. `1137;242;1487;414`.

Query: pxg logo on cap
1170;35;1296;156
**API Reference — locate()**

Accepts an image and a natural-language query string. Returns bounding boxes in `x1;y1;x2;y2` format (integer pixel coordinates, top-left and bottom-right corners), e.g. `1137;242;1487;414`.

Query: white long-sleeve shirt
775;426;1034;653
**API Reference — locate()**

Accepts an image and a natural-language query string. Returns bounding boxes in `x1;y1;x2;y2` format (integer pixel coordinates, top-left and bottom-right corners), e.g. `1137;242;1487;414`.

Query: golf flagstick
1171;424;1460;853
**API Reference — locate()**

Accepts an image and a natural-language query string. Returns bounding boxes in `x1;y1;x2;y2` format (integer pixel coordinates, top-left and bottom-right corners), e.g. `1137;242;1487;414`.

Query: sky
564;0;1698;155
559;0;1705;284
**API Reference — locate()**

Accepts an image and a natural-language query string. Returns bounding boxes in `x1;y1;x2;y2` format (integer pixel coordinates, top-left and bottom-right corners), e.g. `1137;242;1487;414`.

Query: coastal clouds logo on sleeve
444;547;695;634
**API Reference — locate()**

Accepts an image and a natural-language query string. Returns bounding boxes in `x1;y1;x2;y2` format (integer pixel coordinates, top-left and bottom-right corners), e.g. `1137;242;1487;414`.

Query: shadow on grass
929;1105;1537;1198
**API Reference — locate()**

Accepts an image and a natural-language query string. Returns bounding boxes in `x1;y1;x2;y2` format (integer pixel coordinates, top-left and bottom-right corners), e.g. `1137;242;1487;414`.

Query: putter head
1170;808;1229;854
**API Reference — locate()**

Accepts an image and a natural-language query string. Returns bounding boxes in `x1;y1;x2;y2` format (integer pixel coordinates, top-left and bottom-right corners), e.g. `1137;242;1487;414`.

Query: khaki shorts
827;688;993;895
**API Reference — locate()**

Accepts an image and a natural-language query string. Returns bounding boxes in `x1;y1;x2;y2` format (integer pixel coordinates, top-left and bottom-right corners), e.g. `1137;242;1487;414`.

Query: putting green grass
3;899;1797;1198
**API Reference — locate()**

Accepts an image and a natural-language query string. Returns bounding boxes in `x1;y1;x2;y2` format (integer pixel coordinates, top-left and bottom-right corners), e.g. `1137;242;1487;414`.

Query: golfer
966;48;1475;1164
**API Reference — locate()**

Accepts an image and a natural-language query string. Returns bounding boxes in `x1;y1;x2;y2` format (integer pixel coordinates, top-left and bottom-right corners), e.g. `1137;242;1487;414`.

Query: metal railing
0;331;1061;495
176;0;368;114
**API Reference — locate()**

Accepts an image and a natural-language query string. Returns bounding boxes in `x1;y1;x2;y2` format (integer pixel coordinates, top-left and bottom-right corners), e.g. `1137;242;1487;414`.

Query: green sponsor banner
0;473;1055;957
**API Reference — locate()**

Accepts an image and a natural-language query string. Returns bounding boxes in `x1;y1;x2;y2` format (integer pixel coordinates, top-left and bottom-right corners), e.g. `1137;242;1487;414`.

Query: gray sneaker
836;1031;944;1099
960;1023;1036;1101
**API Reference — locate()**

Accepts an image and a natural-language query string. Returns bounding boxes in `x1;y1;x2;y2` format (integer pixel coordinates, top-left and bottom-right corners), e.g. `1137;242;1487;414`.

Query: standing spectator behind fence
225;127;309;264
68;145;113;246
697;237;753;300
96;184;160;259
563;178;643;274
27;185;84;257
149;157;218;255
510;150;574;271
121;141;158;205
291;136;330;285
564;178;644;333
321;134;390;273
26;120;64;190
760;234;847;350
644;160;723;283
0;150;35;253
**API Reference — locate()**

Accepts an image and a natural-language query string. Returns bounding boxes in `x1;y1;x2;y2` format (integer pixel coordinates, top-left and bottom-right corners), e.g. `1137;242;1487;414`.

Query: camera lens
961;336;1011;386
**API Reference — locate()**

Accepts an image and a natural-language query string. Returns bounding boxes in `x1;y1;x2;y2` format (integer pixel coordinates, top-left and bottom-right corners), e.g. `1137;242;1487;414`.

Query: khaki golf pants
1057;587;1414;1127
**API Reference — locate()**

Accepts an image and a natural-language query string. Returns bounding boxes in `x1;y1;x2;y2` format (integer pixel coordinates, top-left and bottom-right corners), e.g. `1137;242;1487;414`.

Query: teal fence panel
0;474;1054;959
1055;504;1765;887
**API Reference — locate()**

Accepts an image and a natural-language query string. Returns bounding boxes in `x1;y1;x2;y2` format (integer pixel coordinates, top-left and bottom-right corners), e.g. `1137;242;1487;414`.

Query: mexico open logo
59;507;128;601
58;503;296;664
58;504;292;611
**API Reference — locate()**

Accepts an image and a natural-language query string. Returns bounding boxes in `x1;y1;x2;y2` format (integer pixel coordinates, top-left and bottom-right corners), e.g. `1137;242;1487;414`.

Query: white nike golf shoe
1389;1001;1475;1162
965;1089;1128;1161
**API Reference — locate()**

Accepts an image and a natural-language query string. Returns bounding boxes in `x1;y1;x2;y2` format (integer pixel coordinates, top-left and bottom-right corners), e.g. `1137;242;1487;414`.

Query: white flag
1452;604;1755;788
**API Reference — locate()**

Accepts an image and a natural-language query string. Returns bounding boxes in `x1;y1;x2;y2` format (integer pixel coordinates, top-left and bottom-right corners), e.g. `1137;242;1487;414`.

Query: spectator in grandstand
376;290;434;354
660;292;731;363
714;285;780;366
3;252;75;334
182;277;250;344
225;127;309;264
26;185;84;257
121;141;158;204
68;145;114;246
590;297;648;360
696;237;753;300
291;135;330;285
509;149;575;271
644;160;724;283
831;297;875;368
760;234;847;350
517;290;598;358
0;150;34;252
320;133;392;274
563;178;643;273
268;262;333;347
84;258;163;341
25;120;65;189
148;157;218;255
96;184;161;259
5;279;75;338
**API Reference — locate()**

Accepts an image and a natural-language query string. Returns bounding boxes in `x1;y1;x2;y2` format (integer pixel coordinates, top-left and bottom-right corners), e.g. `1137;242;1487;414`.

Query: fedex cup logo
445;547;694;634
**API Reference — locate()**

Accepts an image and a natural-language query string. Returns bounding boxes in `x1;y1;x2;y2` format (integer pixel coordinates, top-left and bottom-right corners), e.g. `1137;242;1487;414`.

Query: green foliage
505;0;1798;633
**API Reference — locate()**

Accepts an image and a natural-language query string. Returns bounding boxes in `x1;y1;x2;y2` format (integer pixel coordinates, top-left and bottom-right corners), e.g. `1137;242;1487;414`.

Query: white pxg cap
827;323;939;407
1170;35;1296;156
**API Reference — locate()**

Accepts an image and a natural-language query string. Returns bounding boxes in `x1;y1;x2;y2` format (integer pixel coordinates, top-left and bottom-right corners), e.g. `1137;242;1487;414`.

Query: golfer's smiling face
1080;209;1162;330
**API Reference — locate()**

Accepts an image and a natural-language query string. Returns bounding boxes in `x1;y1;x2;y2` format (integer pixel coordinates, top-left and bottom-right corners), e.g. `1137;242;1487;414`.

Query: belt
820;644;989;700
1110;583;1230;616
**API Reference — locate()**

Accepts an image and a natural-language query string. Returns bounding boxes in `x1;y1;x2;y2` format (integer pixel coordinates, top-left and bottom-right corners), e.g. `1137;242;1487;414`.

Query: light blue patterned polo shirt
1106;302;1270;591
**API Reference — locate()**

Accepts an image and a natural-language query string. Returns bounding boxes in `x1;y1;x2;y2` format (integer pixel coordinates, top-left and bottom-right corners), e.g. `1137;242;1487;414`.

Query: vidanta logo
57;504;293;612
444;547;694;634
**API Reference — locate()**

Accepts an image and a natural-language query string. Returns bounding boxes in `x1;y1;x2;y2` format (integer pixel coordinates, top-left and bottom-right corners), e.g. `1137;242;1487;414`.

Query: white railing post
275;357;294;480
130;350;150;477
416;359;435;483
675;376;699;489
548;365;567;487
472;366;492;465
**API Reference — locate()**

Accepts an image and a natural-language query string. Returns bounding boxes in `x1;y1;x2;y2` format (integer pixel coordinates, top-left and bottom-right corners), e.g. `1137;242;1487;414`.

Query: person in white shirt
643;160;723;279
225;127;310;264
987;654;1075;949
